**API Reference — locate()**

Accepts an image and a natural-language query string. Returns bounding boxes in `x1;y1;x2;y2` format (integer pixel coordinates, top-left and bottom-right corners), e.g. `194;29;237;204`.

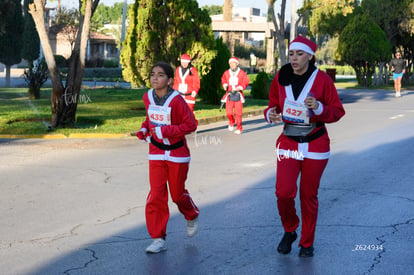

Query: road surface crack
63;248;98;274
365;218;414;274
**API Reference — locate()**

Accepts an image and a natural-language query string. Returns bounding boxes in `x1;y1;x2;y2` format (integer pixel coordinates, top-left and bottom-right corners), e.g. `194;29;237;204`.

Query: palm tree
223;0;234;55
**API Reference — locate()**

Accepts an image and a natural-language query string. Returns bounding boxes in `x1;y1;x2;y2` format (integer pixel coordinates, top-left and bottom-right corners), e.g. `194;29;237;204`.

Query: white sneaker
145;238;166;253
228;125;234;131
187;217;199;237
395;92;401;97
234;130;241;134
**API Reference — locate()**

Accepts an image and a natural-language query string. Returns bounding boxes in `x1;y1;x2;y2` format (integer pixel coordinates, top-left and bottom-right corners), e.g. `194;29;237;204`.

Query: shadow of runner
27;136;414;275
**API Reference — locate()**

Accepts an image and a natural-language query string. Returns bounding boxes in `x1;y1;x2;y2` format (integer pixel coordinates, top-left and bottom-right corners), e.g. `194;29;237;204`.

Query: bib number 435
150;113;164;121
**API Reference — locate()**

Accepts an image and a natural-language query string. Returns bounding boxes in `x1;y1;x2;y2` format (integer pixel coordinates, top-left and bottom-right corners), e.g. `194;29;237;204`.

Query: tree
198;38;230;104
121;0;216;87
307;0;354;37
0;1;9;34
92;2;126;31
337;15;391;87
23;58;49;99
303;0;354;65
201;5;222;16
29;0;100;128
267;0;288;66
0;0;24;88
92;2;131;47
360;0;414;49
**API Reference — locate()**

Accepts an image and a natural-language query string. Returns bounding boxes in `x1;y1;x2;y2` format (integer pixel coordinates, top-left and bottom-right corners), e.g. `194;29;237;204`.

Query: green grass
0;87;268;136
3;77;409;136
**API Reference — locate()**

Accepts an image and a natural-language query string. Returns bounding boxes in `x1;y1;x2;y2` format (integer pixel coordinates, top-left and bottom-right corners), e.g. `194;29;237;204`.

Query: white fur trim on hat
289;42;315;55
228;57;239;64
180;54;191;62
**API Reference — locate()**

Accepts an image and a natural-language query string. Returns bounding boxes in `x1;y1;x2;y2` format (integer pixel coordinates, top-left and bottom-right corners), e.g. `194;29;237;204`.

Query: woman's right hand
269;107;282;124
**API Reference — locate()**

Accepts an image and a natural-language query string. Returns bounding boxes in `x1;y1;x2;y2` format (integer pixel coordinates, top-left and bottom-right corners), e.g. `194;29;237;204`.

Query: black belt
150;137;185;150
285;126;326;143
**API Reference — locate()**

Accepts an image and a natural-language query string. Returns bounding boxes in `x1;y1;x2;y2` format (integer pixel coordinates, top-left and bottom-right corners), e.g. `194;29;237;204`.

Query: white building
211;7;267;45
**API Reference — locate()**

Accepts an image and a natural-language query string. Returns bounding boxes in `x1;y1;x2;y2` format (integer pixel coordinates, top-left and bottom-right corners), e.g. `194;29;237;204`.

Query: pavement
1;84;414;274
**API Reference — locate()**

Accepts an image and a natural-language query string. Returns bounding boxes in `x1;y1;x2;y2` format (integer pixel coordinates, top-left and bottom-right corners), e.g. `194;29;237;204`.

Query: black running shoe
299;245;314;257
277;231;297;254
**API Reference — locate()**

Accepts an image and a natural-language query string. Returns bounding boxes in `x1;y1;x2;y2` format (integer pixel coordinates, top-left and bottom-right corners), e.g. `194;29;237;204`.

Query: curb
0;108;266;139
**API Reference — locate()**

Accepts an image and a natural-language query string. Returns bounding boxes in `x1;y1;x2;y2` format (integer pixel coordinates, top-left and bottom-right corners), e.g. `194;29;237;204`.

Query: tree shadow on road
28;134;414;275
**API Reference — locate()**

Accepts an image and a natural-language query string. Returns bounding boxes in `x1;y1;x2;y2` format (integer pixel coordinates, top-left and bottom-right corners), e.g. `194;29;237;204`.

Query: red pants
146;160;199;239
276;157;328;248
226;100;243;131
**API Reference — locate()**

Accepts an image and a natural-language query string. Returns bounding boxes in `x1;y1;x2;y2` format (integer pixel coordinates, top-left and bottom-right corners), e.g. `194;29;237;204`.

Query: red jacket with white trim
264;69;345;159
139;89;197;163
221;68;249;103
173;66;200;105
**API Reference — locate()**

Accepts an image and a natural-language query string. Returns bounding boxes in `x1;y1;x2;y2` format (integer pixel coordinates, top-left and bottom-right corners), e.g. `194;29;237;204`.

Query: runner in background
390;51;406;97
221;57;250;134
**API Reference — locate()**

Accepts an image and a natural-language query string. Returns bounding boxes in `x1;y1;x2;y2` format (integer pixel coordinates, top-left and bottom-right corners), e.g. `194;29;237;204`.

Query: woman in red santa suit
173;54;201;112
221;57;250;134
264;36;345;257
137;62;199;254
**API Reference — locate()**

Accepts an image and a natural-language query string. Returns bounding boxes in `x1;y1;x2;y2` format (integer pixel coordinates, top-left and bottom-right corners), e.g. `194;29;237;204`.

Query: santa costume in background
173;54;201;112
221;57;250;133
264;35;345;251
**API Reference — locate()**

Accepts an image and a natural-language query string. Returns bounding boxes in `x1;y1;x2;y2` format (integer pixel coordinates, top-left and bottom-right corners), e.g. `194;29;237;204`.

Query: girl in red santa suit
137;62;199;254
173;54;201;112
264;36;345;257
221;57;250;134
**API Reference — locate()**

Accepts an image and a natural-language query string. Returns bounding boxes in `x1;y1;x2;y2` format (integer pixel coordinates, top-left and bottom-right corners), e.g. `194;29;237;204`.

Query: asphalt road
0;89;413;275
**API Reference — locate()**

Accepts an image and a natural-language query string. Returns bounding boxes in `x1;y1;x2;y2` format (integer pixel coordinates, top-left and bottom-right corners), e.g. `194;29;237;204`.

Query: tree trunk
267;0;288;67
276;0;287;66
28;85;41;99
223;0;233;54
29;0;65;128
62;0;94;127
29;0;99;128
5;65;11;87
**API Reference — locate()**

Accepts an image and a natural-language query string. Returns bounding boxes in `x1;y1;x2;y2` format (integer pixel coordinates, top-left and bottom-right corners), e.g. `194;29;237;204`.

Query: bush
23;58;48;99
318;65;355;75
59;67;123;80
250;71;271;99
103;58;119;68
83;68;123;79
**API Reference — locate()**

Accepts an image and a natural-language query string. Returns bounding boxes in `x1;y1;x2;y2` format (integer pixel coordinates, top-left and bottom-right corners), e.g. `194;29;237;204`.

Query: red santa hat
228;57;240;65
288;36;317;55
180;54;191;62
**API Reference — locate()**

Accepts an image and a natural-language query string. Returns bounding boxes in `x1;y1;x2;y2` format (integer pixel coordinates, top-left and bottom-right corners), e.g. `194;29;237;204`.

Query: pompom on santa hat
180;54;191;62
288;35;317;56
228;57;240;65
